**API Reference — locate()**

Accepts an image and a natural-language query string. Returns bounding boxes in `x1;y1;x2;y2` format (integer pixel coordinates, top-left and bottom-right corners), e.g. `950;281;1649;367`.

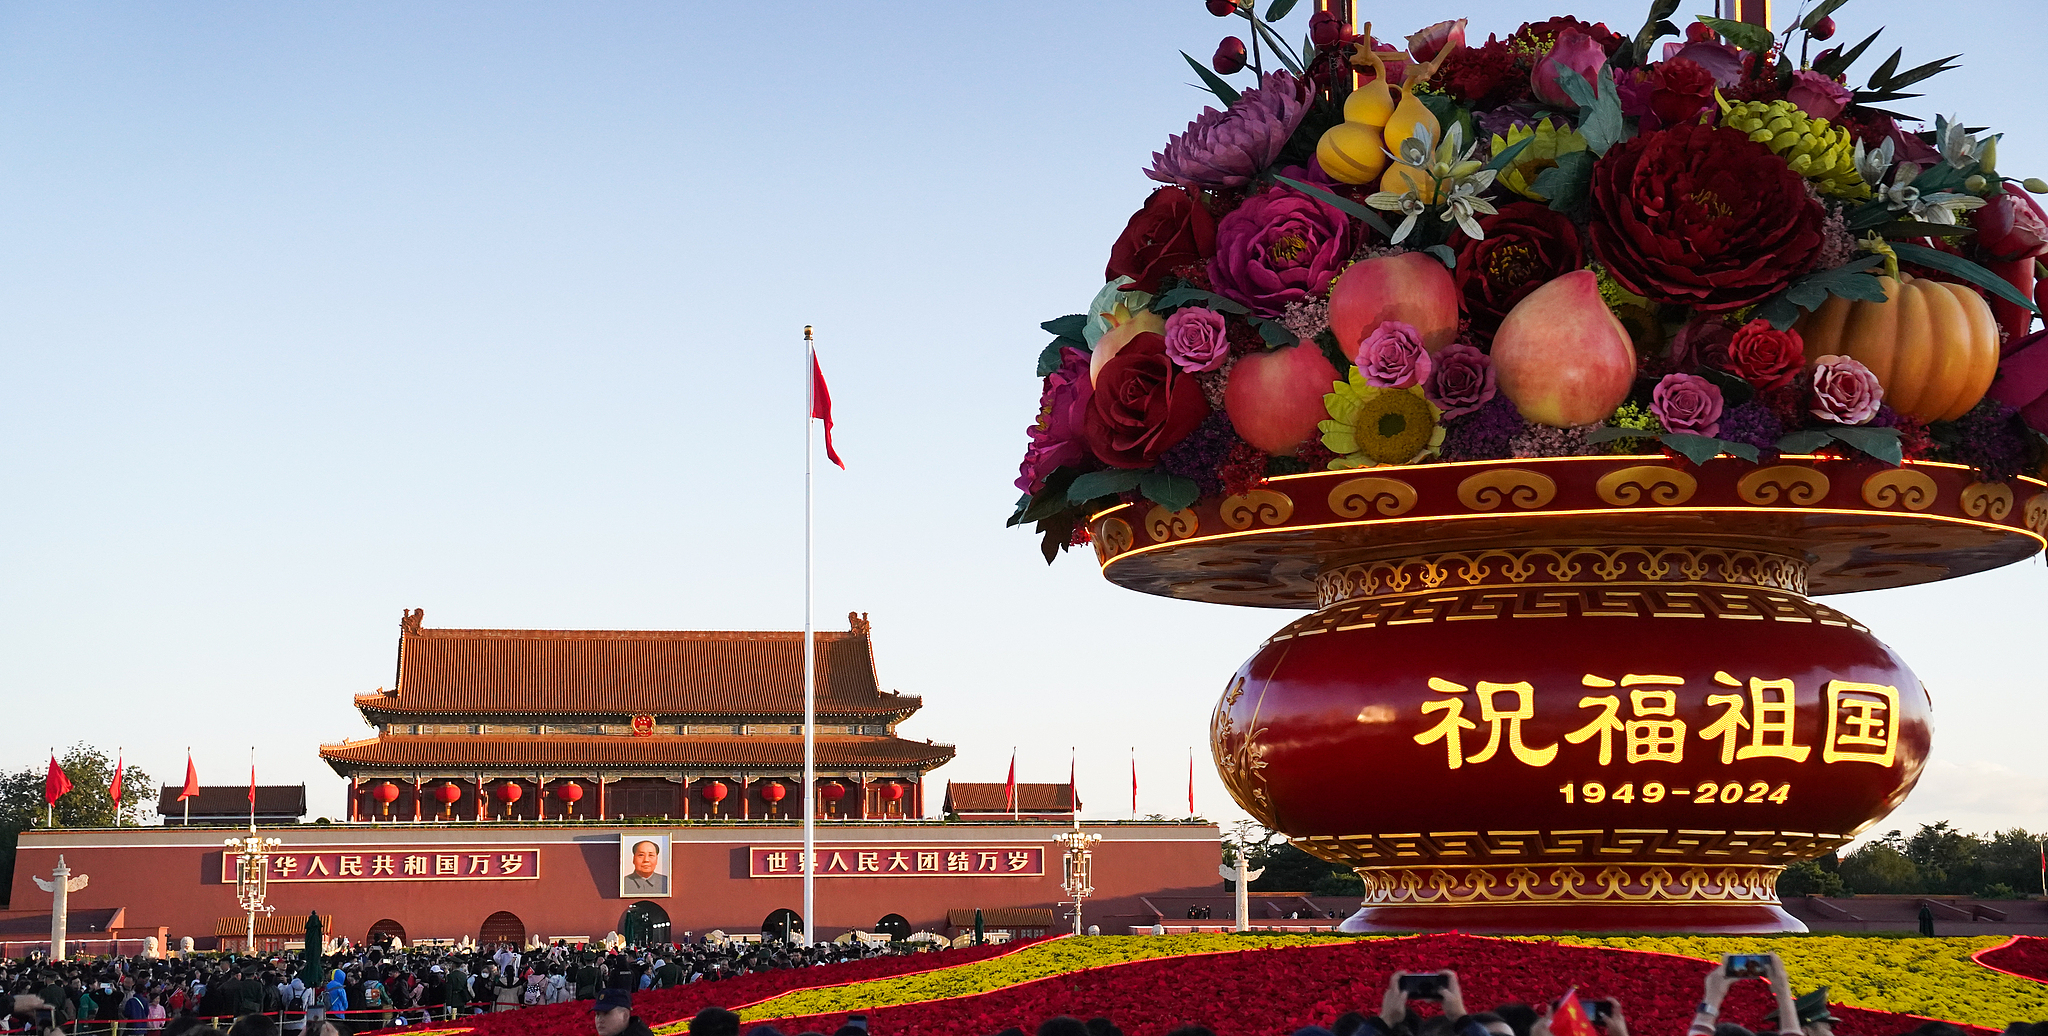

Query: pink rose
1786;70;1853;122
1811;354;1884;424
1162;307;1231;372
1355;320;1432;389
1405;19;1467;63
1651;373;1724;437
1532;28;1607;107
1424;342;1496;418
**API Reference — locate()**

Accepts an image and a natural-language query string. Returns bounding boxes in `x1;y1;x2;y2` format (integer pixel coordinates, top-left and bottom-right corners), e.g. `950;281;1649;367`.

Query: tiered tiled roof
352;610;917;720
942;782;1077;814
321;734;954;771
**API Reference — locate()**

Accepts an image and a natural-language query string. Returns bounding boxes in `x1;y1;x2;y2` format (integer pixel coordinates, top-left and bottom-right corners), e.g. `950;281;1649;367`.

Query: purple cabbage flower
1145;71;1309;189
1207;187;1352;318
1015;346;1094;494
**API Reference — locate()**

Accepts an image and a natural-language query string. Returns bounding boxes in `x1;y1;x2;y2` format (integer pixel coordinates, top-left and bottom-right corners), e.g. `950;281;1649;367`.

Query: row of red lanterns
370;779;905;804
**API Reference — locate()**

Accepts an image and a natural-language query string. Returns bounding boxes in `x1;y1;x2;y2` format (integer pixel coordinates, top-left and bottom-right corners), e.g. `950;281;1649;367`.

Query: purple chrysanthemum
1509;420;1601;459
1439;395;1524;461
1157;409;1242;498
1933;399;2035;479
1145;72;1309;189
1716;400;1784;461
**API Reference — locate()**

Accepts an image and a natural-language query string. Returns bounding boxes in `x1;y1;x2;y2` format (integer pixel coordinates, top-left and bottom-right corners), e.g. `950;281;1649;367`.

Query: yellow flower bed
1543;936;2048;1031
732;934;1353;1023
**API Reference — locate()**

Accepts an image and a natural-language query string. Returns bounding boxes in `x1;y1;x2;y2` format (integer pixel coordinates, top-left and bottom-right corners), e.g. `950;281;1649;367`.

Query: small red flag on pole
1188;748;1196;816
45;753;72;805
1130;748;1138;819
110;751;125;808
1005;750;1017;818
179;753;200;799
1068;749;1083;815
810;346;845;470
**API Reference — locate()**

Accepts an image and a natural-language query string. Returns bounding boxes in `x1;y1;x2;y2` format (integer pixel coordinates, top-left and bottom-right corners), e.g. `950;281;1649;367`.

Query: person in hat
1763;988;1842;1036
592;989;651;1036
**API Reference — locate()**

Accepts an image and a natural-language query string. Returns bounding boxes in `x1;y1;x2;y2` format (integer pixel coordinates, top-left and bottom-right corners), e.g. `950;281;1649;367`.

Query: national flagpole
802;325;817;945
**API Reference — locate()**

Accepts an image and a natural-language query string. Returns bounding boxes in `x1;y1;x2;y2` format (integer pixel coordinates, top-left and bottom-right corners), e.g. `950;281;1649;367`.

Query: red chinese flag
1188;750;1196;815
110;755;124;805
810;350;845;470
179;754;200;800
1068;753;1083;812
1549;991;1599;1036
1004;750;1017;812
45;755;72;805
1130;750;1138;815
249;764;257;804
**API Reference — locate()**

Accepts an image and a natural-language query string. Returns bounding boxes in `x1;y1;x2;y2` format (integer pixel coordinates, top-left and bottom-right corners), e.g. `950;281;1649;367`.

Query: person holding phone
1690;953;1800;1036
1368;970;1488;1036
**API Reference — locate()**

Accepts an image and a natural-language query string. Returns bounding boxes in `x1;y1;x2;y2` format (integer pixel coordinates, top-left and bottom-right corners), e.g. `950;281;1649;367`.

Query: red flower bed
364;939;1049;1036
1978;936;2048;983
761;934;1994;1036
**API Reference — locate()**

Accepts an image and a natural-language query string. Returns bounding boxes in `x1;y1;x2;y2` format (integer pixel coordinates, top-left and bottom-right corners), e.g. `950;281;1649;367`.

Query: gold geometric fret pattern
1270;584;1865;646
1347;863;1785;906
1296;828;1849;868
1314;545;1809;608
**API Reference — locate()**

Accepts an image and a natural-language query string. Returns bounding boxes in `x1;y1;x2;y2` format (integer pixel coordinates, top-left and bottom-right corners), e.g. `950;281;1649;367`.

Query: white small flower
1907;191;1986;225
1366;190;1427;243
1853;137;1895;186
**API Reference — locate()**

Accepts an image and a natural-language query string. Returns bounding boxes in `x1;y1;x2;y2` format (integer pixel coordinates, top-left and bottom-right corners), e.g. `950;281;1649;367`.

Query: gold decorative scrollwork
1960;481;2015;521
1219;489;1295;530
1313;545;1812;607
1348;863;1786;906
2026;492;2048;535
1456;468;1557;511
1144;505;1198;542
1737;465;1831;506
1595;465;1698;506
1861;468;1939;511
1211;675;1274;826
1328;476;1419;518
1094;518;1133;562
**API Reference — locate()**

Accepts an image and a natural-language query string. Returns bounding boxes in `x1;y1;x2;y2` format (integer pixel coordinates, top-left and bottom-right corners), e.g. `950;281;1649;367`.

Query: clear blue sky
3;0;2043;839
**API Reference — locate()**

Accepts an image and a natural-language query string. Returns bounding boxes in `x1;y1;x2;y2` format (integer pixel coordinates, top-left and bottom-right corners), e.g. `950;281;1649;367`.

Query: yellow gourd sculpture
1313;24;1454;199
1794;273;2001;422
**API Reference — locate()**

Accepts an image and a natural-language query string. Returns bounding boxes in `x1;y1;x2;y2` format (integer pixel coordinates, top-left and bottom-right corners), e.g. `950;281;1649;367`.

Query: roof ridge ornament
847;611;870;634
400;608;425;636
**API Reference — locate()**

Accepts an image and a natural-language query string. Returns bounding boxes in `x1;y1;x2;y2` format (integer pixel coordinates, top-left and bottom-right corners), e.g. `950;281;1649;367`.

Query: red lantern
761;782;786;803
495;782;523;803
879;783;905;802
553;783;584;803
819;783;847;802
701;782;729;804
435;782;462;804
372;782;400;803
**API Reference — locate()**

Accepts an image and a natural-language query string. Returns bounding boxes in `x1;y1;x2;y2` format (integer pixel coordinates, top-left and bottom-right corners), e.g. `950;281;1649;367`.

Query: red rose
1649;58;1717;126
1105;186;1217;294
1084;332;1212;468
1590;123;1824;311
1724;319;1805;388
1454;201;1586;338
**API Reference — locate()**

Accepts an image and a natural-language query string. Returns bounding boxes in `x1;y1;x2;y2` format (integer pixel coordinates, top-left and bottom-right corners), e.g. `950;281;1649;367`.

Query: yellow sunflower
1319;369;1445;469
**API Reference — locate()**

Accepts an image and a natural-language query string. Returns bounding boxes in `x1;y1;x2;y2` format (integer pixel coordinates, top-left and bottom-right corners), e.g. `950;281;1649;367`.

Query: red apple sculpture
1491;270;1638;427
1328;253;1460;358
1225;342;1342;455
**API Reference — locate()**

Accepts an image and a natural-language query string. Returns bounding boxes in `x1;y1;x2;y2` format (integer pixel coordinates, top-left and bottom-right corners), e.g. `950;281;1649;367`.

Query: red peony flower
1085;331;1213;468
1513;16;1622;53
1454;201;1586;338
1589;123;1825;312
1431;37;1525;107
1106;186;1217;294
1649;58;1718;127
1724;319;1806;389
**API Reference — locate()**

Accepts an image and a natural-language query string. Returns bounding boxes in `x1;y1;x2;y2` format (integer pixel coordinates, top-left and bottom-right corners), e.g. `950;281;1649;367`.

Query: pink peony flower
1660;39;1749;87
1811;354;1884;424
1424;342;1497;418
1355;321;1433;389
1652;373;1725;437
1786;70;1853;122
1668;315;1735;372
1207;187;1352;318
1406;19;1467;63
1531;28;1607;107
1162;307;1231;372
1145;71;1309;189
1015;346;1094;493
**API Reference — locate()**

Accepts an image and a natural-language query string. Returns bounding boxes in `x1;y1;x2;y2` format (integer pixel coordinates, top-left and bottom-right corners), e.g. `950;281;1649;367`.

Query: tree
1904;821;1986;894
1777;859;1845;897
1;744;156;899
1838;839;1921;894
1222;820;1360;893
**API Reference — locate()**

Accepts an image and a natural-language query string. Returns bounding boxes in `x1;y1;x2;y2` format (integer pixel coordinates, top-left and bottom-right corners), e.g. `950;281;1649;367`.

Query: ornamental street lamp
225;833;281;953
1052;819;1101;937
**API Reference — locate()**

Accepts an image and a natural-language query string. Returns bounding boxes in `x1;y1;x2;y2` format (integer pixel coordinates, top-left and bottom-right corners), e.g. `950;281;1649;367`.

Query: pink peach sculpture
1490;270;1637;427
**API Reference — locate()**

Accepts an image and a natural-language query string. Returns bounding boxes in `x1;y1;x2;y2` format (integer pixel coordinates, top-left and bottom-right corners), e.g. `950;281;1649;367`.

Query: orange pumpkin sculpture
1794;273;2000;422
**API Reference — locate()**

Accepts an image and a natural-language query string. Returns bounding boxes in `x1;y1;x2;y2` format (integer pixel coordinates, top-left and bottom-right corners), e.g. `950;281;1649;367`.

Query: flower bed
361;939;1047;1036
1977;935;2048;983
750;934;2042;1036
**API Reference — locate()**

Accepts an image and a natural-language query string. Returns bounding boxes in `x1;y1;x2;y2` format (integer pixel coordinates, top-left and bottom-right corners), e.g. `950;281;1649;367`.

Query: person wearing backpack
359;972;389;1032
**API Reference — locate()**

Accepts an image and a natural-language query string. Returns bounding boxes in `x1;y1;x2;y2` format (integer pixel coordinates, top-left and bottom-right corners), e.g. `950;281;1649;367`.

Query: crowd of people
6;948;2046;1036
0;938;909;1036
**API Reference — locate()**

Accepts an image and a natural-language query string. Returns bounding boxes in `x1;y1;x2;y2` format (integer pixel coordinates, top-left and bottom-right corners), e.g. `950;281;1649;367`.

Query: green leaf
1584;425;1645;444
1251;317;1298;347
1531;150;1595;214
1622;0;1683;68
1816;28;1883;78
1041;314;1087;339
1263;0;1299;21
1007;492;1032;527
1484;134;1534;172
1550;65;1628;156
1137;470;1203;513
1830;424;1905;465
1183;51;1241;106
1695;16;1775;55
1870;220;1975;239
1067;468;1144;505
1756;255;1890;329
1423;244;1457;268
1892;241;2041;313
1271;175;1398;238
1776;429;1837;454
1802;0;1852;30
1868;47;1903;88
1153;284;1250;316
1696;366;1757;409
1660;432;1731;465
1011;468;1085;528
1882;54;1961;92
1036;341;1069;377
1250;18;1304;75
1038;514;1075;565
1720;440;1762;464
